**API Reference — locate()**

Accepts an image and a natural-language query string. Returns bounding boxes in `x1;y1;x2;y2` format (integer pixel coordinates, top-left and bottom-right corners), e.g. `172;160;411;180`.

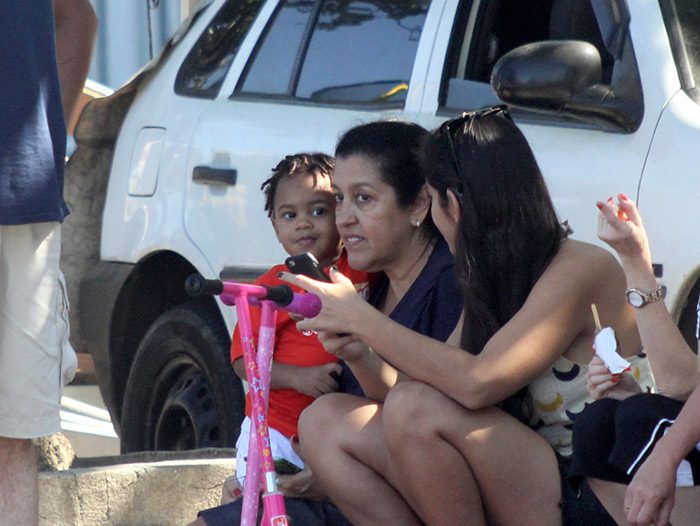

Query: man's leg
0;223;75;526
0;437;39;525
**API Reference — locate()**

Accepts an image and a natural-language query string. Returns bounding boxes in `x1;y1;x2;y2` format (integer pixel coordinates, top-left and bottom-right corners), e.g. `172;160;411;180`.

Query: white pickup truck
68;0;700;452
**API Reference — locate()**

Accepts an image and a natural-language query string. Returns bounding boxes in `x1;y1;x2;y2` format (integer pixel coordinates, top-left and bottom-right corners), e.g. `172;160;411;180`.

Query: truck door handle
192;166;237;186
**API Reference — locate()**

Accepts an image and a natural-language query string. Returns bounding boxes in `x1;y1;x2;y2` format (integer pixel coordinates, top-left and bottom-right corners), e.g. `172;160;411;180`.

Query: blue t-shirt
0;0;69;225
341;237;463;396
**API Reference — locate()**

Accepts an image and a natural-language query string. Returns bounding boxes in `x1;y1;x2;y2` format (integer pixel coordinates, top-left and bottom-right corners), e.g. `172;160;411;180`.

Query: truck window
175;0;266;99
441;0;615;112
662;0;700;102
236;0;431;106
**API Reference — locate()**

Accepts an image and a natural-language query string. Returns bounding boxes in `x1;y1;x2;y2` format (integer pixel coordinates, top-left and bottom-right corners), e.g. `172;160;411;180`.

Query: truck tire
120;301;244;452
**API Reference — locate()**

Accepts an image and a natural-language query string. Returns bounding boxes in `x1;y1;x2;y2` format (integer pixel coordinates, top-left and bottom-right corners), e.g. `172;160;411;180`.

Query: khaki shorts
0;222;77;438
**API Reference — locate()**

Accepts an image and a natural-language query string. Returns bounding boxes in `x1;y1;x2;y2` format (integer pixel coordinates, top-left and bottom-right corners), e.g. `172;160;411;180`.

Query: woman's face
427;184;459;254
333;154;417;273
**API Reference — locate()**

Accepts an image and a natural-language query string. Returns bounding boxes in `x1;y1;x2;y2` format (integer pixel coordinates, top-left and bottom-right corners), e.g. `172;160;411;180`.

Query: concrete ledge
39;457;236;526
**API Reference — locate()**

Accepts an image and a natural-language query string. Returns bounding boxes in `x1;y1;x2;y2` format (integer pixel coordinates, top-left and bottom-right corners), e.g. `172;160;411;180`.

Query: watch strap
626;285;664;307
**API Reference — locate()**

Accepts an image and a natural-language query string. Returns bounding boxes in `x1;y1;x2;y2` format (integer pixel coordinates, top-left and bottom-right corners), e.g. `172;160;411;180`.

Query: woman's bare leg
383;381;561;526
588;478;700;526
299;393;421;526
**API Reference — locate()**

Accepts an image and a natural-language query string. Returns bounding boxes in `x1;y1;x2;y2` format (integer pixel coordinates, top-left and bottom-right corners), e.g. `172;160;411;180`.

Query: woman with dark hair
191;120;461;526
283;107;652;525
566;195;700;526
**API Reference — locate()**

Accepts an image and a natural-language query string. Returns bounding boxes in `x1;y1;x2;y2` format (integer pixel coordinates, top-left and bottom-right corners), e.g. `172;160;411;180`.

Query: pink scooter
186;275;321;526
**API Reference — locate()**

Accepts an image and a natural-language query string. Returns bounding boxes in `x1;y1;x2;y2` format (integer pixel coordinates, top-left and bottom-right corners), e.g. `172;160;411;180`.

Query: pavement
39;353;237;525
61;384;120;457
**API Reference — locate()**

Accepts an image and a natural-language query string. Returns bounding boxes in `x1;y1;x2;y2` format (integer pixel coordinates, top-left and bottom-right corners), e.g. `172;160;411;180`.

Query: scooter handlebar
185;274;321;318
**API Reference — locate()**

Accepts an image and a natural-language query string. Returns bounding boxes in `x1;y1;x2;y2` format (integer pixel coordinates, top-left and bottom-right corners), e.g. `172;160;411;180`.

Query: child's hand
277;462;328;500
586;355;642;401
277;435;329;501
220;474;244;505
292;362;343;398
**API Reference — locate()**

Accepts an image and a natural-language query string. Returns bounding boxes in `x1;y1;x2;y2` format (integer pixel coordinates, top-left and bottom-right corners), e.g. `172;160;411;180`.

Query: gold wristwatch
625;285;664;308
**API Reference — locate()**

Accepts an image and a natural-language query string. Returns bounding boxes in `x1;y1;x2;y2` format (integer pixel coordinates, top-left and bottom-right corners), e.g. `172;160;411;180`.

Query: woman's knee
300;393;345;432
299;393;376;449
384;381;446;439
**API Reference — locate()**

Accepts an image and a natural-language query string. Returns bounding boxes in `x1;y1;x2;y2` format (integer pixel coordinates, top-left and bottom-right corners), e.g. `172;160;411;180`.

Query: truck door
182;0;438;289
425;0;671;252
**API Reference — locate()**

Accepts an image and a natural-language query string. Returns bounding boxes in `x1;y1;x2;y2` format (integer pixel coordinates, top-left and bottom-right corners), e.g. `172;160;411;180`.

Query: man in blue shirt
0;1;96;523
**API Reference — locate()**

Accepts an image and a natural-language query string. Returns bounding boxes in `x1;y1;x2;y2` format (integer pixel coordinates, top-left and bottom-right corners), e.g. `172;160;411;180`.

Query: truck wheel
120;301;244;452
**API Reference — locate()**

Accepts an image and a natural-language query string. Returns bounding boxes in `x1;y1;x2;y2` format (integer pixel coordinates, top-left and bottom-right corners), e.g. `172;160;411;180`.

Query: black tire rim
152;358;221;450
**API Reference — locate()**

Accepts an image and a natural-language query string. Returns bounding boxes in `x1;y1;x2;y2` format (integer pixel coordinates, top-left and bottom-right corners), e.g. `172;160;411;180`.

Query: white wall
88;0;182;89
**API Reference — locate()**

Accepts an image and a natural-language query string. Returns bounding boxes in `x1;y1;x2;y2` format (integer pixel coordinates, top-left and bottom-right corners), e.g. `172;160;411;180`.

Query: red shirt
231;251;371;437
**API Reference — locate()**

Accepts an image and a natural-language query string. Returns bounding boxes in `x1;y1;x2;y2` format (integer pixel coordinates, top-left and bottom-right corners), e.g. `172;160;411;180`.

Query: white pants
235;416;304;487
0;223;76;438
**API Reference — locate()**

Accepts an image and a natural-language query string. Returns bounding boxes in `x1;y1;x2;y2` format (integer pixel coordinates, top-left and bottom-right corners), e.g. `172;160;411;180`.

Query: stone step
39;450;237;526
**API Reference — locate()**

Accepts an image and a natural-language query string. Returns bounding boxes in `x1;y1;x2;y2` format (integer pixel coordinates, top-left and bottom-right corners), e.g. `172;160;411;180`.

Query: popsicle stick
591;304;602;331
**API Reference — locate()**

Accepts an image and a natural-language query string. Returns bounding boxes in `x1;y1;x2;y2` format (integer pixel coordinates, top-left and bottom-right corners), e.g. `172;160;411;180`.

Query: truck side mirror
491;40;601;110
491;40;643;133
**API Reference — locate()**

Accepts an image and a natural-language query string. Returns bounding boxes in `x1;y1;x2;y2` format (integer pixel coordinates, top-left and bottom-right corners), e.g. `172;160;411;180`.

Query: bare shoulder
545;239;639;357
544;239;625;289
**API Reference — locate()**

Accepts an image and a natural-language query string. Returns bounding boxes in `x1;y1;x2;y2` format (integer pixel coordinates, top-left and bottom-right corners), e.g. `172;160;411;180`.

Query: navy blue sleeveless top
0;0;68;224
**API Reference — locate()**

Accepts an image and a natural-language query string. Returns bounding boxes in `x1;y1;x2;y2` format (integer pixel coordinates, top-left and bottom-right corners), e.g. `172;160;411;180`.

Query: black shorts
558;454;617;525
570;393;700;486
197;497;352;526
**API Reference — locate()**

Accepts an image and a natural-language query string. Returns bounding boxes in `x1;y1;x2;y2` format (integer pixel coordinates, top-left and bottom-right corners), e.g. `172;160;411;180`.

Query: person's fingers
655;498;674;526
278;271;318;292
635;500;659;526
290;433;302;457
597;198;626;227
328;266;352;285
589;355;606;367
587;377;616;399
296;317;315;332
586;362;611;378
616;193;645;223
324;362;343;376
587;370;615;386
220;474;243;505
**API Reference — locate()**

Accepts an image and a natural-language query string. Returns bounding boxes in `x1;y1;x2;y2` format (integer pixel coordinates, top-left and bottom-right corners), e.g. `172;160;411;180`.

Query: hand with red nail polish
220;474;245;505
585;355;642;401
595;193;651;270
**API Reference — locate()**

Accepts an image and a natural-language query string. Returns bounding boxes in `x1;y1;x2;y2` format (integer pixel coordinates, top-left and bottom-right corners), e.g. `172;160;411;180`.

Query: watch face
627;290;644;307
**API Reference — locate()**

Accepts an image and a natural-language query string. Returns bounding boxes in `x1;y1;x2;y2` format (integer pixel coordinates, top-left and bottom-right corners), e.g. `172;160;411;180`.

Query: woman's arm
282;249;601;410
624;384;700;525
315;333;400;401
598;196;700;399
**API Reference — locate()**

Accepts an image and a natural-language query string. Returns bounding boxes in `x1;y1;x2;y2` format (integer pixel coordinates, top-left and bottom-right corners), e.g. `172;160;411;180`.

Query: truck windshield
664;0;700;97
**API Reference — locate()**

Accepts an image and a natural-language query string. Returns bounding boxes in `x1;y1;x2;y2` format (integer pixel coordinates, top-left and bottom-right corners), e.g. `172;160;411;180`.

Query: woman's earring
414;219;421;227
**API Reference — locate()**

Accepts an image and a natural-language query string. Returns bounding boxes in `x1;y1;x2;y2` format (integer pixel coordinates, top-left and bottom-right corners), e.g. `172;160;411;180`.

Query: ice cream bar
594;327;631;375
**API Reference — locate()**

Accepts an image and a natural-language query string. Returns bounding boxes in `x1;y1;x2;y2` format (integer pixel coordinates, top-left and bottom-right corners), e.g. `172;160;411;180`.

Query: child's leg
234;416;252;487
383;381;562;526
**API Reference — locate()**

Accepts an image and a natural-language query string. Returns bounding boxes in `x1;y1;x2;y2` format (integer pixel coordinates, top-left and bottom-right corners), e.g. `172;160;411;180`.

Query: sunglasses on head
438;105;511;202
